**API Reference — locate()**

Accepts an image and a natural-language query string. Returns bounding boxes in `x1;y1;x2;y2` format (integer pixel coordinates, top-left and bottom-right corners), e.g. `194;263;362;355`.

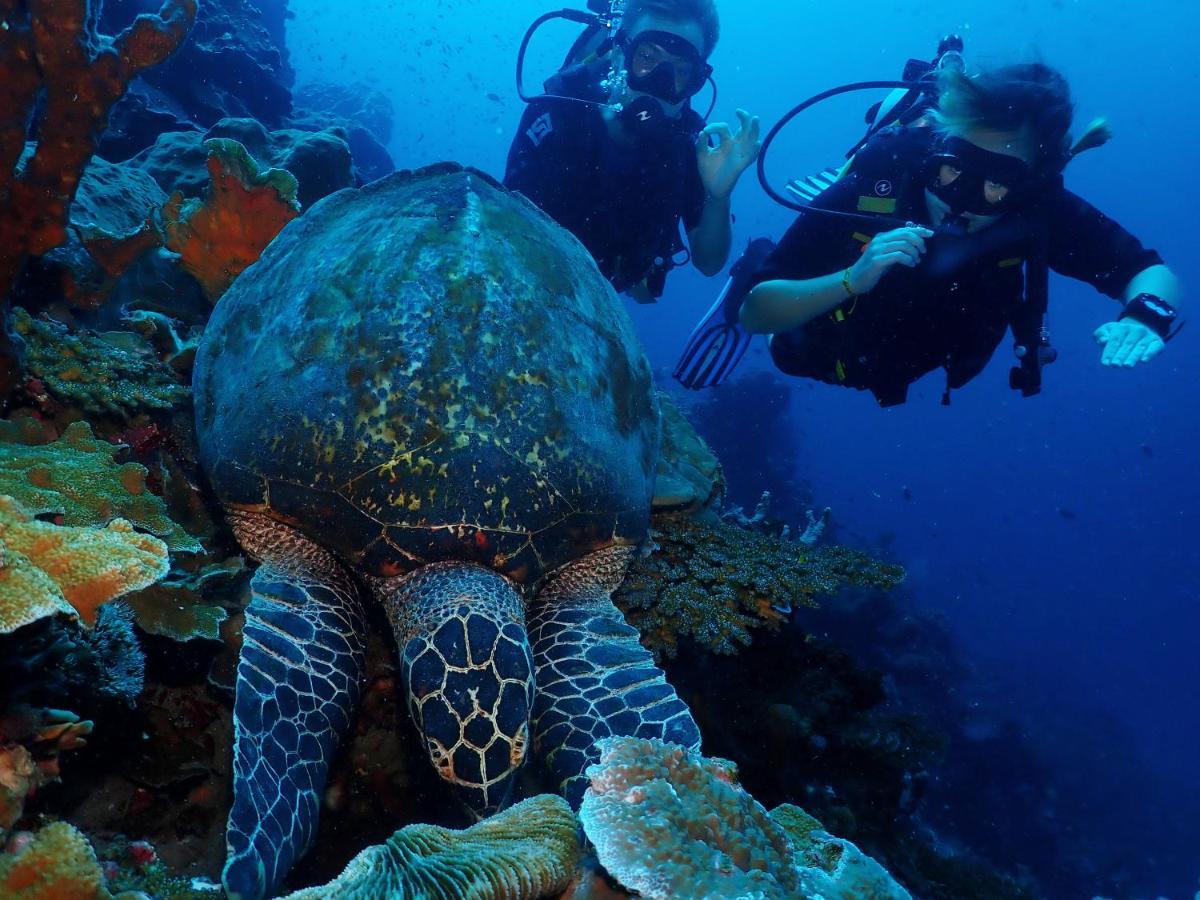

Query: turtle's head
373;562;535;815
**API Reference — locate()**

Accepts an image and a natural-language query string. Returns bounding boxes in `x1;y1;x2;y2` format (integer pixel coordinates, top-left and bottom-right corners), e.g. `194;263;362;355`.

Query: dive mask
617;29;712;105
926;136;1033;216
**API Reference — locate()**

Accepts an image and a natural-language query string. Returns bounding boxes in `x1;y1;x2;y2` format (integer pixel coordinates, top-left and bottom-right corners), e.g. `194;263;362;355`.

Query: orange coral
0;495;170;629
0;0;197;397
163;139;301;300
0;821;107;899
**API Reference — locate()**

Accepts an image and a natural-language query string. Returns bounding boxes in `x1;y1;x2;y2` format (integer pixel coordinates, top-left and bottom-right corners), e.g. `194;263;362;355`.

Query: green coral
13;308;190;417
281;794;582;899
0;420;201;553
126;558;243;641
614;515;904;658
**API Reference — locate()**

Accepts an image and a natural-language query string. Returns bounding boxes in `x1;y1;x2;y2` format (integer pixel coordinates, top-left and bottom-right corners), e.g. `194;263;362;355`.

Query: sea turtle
193;164;702;899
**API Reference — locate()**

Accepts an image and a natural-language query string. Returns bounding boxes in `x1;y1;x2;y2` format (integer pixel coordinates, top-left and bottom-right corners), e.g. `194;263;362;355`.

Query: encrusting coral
0;420;201;553
614;514;905;658
280;794;582;899
0;495;170;628
13;309;190;418
163;138;301;300
0;0;198;400
0;821;109;899
578;735;911;900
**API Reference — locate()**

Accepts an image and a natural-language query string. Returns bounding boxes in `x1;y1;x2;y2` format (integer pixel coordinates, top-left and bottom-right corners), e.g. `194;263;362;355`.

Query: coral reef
0;0;197;399
0;603;145;712
134;117;353;211
291;81;396;183
0;495;169;629
0;821;107;898
281;795;582;899
125;558;241;642
1;709;94;837
13;310;190;418
99;0;294;143
614;514;904;657
0;420;201;553
578;735;910;899
162;138;301;300
652;392;725;514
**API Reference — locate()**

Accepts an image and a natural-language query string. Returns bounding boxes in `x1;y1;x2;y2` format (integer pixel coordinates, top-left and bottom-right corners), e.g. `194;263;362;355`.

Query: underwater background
1;0;1197;897
289;0;1200;893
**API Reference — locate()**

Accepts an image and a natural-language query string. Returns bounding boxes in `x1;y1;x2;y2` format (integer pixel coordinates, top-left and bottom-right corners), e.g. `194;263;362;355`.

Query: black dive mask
926;136;1033;216
618;29;711;105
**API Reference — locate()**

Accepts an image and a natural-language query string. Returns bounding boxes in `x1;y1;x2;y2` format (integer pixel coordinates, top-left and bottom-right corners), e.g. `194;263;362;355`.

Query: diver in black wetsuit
504;0;759;301
739;63;1183;406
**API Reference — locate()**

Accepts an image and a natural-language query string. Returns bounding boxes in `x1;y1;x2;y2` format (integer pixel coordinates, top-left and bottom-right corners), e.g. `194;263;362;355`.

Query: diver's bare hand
1094;320;1165;367
846;225;934;295
697;109;761;200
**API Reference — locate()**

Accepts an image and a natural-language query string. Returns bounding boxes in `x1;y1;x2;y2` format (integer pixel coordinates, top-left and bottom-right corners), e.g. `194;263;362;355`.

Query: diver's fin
673;237;777;390
785;166;844;205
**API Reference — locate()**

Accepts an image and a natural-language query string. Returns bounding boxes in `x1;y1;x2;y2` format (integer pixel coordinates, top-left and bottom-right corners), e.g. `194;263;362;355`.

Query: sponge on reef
281;794;582;899
0;495;169;630
0;821;108;899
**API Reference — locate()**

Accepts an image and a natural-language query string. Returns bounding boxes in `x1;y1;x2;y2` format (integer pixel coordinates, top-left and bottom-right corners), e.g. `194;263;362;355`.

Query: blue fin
528;549;701;808
222;566;367;900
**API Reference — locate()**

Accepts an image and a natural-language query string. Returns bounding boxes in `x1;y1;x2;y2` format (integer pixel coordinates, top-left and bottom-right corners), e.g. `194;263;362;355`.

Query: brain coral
281;794;582;899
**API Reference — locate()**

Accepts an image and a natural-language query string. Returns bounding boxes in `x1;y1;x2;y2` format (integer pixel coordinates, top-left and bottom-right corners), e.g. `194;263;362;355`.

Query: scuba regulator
516;0;718;119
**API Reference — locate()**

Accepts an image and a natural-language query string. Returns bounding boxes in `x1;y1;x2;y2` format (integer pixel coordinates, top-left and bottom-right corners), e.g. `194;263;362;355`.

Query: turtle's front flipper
378;562;535;817
222;515;368;900
528;546;701;807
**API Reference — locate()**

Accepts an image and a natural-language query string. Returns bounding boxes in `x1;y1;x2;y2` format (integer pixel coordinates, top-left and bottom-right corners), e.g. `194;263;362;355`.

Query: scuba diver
505;0;760;301
733;62;1182;406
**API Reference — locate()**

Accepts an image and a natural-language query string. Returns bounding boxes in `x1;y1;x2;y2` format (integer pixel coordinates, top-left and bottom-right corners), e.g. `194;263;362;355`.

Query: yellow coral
0;821;108;899
281;795;581;900
0;420;200;552
0;495;169;630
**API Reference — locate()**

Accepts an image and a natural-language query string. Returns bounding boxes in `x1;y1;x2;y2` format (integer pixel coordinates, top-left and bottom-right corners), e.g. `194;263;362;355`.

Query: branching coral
0;821;108;899
614;514;905;658
281;794;582;900
163;138;300;300
0;495;170;628
13;309;190;417
578;736;911;900
0;0;198;399
0;420;201;553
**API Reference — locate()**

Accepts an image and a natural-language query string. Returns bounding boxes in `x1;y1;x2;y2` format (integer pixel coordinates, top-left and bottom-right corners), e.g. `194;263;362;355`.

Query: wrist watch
1118;293;1180;340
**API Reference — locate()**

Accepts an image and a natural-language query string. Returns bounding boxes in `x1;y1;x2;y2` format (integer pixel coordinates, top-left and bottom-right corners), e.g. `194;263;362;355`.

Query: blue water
289;1;1200;894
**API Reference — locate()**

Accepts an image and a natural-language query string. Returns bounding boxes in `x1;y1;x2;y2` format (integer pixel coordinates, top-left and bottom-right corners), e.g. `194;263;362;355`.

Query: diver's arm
741;225;933;334
688;193;732;276
1093;264;1184;367
1123;264;1182;308
740;274;849;333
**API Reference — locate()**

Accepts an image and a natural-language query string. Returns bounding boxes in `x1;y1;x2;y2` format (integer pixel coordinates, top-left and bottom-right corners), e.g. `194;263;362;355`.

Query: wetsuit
753;127;1163;405
504;66;706;297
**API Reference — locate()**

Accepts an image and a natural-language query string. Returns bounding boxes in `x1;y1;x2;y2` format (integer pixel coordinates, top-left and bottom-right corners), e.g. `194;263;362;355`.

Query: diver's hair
933;63;1075;172
624;0;720;57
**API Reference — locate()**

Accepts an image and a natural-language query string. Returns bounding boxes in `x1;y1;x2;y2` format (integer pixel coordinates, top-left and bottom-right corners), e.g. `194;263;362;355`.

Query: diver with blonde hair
733;62;1181;406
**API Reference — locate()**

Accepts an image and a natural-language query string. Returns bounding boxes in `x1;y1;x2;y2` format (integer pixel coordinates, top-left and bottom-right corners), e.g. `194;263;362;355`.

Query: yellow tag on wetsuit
857;196;897;214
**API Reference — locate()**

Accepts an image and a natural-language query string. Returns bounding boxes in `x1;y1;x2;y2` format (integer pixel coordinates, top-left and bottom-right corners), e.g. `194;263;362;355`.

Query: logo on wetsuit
874;179;893;196
526;113;553;146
